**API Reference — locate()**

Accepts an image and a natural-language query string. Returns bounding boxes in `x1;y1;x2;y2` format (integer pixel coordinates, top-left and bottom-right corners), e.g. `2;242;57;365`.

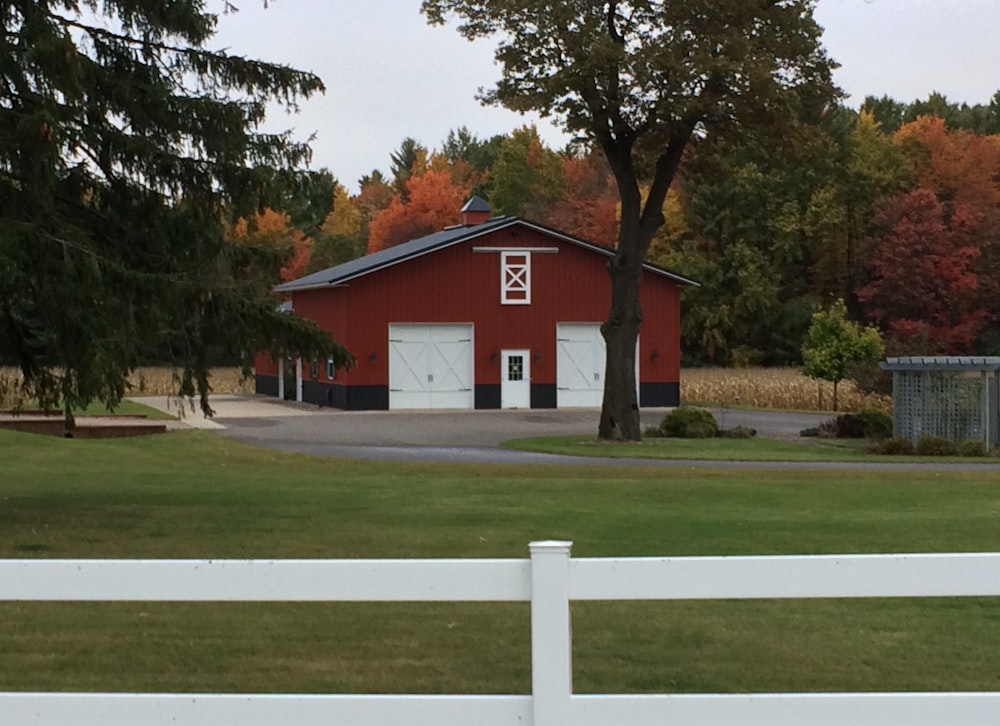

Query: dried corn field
0;367;253;410
681;367;891;413
3;366;887;414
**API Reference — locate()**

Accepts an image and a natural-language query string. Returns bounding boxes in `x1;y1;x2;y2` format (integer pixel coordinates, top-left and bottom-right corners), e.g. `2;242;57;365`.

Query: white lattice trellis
883;357;1000;449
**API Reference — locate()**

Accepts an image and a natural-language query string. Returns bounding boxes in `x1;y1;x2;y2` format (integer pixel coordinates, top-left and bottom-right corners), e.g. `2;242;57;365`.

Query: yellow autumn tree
228;207;313;283
320;183;361;238
307;183;367;272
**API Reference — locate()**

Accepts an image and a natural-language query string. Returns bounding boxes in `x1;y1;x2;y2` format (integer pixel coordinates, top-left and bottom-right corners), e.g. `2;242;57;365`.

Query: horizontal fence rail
0;694;533;726
570;551;1000;600
2;542;1000;725
0;558;531;601
4;693;1000;726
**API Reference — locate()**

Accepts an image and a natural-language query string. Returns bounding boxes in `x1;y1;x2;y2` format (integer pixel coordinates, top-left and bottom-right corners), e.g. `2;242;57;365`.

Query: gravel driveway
131;395;1000;470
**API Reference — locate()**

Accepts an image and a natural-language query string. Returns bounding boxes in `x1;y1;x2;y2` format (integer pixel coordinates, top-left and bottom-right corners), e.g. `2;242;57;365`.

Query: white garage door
556;323;640;408
389;324;474;409
557;323;605;407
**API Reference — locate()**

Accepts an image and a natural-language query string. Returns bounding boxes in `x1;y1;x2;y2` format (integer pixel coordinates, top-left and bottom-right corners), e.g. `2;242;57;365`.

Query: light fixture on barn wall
369;352;377;364
651;349;659;362
534;352;542;363
490;350;498;363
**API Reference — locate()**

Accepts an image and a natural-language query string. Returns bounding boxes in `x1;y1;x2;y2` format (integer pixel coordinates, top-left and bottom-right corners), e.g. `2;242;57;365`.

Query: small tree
801;299;884;411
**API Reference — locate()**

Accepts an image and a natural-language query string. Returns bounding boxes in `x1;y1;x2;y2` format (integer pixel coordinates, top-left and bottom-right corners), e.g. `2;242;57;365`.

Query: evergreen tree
389;137;429;199
487;126;564;218
0;0;351;424
441;126;504;172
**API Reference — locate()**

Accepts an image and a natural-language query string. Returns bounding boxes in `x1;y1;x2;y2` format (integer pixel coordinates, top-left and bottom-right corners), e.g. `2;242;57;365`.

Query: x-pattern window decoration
501;251;531;305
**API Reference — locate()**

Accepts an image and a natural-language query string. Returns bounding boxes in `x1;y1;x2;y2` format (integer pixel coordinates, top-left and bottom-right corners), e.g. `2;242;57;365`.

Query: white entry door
388;324;474;409
501;349;530;409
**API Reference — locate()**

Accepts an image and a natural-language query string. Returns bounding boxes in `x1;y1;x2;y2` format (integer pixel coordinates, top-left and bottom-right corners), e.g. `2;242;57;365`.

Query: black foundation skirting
475;384;501;409
255;374;278;397
640;381;680;407
530;384;557;409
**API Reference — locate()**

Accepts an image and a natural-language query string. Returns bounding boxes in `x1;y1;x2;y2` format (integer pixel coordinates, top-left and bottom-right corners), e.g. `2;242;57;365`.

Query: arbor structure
0;1;350;422
424;0;837;439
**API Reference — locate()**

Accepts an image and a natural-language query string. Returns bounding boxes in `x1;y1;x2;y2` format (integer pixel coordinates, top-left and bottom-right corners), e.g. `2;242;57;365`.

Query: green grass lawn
2;429;1000;695
504;434;1000;464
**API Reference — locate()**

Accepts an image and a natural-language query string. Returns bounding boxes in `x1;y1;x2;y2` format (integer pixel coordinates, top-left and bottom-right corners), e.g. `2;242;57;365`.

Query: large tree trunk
598;244;645;441
596;136;691;440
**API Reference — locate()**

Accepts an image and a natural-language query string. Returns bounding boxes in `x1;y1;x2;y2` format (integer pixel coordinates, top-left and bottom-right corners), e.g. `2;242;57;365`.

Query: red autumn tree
857;187;985;352
544;153;619;247
972;206;1000;352
367;167;471;253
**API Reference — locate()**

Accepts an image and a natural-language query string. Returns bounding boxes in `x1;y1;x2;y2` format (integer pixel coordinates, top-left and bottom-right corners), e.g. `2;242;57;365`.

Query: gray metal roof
275;216;700;293
880;356;1000;372
461;195;491;213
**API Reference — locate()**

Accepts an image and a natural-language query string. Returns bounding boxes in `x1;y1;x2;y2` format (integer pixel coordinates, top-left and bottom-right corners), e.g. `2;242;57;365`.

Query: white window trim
501;250;531;305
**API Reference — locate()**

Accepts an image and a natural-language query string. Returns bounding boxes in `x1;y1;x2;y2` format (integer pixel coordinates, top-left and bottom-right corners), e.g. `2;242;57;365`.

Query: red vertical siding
287;225;683;389
255;351;278;377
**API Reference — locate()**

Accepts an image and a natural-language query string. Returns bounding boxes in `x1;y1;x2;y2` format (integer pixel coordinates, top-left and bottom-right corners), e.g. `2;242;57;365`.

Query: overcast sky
210;0;1000;191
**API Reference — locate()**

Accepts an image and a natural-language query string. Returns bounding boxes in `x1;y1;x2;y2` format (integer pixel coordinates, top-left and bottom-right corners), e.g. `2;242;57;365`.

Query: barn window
326;356;336;380
501;251;531;305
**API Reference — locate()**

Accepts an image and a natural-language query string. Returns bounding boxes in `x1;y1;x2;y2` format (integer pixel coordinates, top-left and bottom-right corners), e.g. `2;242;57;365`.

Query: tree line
240;90;1000;366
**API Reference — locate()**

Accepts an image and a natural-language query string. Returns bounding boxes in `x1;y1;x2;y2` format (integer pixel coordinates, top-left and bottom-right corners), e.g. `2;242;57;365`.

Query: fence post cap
529;540;573;554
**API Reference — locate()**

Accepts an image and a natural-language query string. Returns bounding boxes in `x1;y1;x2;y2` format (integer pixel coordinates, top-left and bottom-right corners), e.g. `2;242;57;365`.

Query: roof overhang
879;356;1000;372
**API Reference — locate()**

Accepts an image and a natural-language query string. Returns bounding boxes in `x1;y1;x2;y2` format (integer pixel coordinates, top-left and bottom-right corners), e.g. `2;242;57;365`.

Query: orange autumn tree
228;207;313;283
544;152;619;247
367;165;472;253
894;115;1000;208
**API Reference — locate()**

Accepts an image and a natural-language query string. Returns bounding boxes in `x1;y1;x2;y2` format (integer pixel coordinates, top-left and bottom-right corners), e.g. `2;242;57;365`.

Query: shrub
717;425;757;439
643;425;665;438
818;408;893;439
864;436;914;455
800;426;820;438
855;408;893;440
661;406;719;439
915;434;957;457
959;439;986;458
817;416;843;438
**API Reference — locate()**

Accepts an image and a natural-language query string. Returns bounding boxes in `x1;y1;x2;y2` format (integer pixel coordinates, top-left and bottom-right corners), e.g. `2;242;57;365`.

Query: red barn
254;197;696;410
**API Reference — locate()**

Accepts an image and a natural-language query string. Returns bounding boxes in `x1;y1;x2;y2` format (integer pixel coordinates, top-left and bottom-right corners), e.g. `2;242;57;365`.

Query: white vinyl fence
3;541;1000;725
